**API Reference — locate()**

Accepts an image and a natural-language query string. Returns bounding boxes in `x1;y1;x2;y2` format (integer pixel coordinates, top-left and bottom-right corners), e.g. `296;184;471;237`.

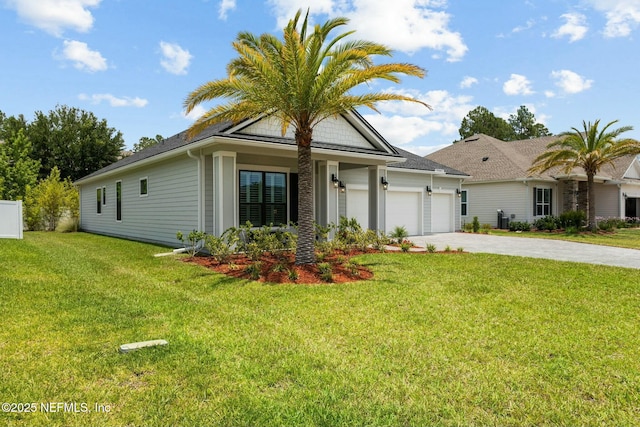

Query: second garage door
432;193;453;232
386;191;421;235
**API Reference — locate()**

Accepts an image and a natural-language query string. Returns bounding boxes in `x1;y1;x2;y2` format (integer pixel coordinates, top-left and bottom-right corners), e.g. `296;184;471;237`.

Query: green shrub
559;210;586;229
204;228;240;263
472;216;480;233
597;217;625;232
480;223;491;234
533;215;560;231
244;262;261;280
317;262;333;282
399;240;412;252
287;268;298;281
371;230;390;252
24;166;78;231
463;222;474;233
176;230;207;257
426;243;437;253
508;221;531;232
389;225;409;244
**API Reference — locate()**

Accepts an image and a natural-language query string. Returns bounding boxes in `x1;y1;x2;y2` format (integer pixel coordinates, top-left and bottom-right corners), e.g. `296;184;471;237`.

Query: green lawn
2;232;640;426
489;227;640;249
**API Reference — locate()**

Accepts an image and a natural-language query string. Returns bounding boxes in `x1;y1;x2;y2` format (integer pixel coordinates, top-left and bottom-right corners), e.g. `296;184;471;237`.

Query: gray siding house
427;133;640;227
75;111;467;246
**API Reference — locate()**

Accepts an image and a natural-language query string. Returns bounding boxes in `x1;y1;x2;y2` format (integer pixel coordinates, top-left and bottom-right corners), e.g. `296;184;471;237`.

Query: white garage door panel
387;191;420;235
432;193;452;232
346;189;369;229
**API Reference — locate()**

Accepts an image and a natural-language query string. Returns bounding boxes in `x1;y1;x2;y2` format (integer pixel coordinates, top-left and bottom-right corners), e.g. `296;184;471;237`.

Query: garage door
386;191;421;235
346;189;369;229
432;193;453;232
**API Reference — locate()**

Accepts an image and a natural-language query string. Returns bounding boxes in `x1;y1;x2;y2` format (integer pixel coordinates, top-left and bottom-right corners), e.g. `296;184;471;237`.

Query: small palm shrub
318;262;333;282
426;243;437;253
389;225;409;244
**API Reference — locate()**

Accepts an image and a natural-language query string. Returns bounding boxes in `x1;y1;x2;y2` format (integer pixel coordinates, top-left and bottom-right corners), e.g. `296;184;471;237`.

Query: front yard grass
2;232;640;426
490;227;640;249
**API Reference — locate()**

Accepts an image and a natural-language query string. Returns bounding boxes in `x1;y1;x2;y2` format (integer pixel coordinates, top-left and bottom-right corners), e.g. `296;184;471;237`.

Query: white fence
0;200;23;239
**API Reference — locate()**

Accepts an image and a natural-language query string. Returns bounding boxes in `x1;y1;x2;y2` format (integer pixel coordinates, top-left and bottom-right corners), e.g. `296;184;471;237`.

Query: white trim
139;176;149;197
237;166;291;227
96;187;102;215
115;180;122;222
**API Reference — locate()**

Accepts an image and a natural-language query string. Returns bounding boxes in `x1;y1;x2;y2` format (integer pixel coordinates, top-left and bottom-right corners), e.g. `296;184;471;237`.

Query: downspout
187;149;203;232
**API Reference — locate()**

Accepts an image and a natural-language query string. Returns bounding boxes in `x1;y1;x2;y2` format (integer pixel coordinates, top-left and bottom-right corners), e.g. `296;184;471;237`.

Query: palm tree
528;119;640;231
184;10;429;265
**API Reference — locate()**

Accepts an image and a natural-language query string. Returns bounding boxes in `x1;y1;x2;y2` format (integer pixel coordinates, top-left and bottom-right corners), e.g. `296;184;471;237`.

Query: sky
1;0;640;156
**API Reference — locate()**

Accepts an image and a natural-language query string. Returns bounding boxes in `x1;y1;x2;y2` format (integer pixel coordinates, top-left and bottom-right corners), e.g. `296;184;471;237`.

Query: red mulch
185;249;377;284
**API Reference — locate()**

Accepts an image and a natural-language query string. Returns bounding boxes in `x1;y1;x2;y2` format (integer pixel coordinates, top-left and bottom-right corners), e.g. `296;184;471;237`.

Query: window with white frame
239;170;287;227
139;177;148;196
116;181;122;221
461;190;468;216
96;188;102;214
534;187;552;216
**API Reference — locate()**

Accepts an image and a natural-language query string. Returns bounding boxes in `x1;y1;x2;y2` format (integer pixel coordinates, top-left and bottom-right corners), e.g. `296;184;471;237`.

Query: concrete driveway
409;233;640;270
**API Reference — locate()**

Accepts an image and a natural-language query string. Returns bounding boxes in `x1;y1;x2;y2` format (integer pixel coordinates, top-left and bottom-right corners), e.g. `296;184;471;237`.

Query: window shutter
549;189;553;214
533;187;537;216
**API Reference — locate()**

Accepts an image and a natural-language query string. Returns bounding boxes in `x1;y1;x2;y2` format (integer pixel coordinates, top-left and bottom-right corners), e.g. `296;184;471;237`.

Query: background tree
0;110;28;143
528;119;640;231
0;128;40;201
184;9;428;265
27;105;124;181
458;106;514;141
133;134;164;152
458;105;550;141
508;105;551;140
24;166;79;231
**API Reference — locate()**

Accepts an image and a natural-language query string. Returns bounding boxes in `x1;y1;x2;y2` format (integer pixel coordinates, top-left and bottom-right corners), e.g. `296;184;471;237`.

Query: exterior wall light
456;188;462;197
426;185;432;196
380;176;389;190
339;181;346;193
331;173;339;188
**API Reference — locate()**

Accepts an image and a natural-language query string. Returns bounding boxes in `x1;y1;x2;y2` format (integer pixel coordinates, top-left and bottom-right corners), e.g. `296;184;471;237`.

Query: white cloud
159;41;192;75
5;0;100;37
545;90;556;98
78;93;148;107
512;19;535;33
552;13;588;42
360;87;475;146
183;105;207;121
585;0;640;38
218;0;236;20
503;74;534;96
460;76;478;89
550;69;593;94
59;40;107;72
267;0;468;61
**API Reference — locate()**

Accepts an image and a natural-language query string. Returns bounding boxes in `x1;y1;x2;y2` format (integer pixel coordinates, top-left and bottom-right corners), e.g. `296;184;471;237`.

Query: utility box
497;209;509;230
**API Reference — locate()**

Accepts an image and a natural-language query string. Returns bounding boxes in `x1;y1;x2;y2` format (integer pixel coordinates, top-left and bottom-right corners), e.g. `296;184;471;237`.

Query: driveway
409;233;640;270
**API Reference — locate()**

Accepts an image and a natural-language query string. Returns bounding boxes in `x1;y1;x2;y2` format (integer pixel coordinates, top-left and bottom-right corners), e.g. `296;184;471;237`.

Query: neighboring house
427;133;640;228
75;111;467;247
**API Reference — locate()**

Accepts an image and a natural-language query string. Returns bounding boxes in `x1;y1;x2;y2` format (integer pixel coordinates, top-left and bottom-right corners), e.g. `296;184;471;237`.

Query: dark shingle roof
389;146;468;176
426;133;640;182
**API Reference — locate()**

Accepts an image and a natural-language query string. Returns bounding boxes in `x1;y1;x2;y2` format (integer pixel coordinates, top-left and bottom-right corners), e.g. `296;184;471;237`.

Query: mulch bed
184;246;467;284
185;249;376;284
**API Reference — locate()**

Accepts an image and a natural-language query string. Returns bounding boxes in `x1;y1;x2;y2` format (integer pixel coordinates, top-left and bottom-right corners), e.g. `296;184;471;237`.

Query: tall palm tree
184;10;429;265
528;119;640;231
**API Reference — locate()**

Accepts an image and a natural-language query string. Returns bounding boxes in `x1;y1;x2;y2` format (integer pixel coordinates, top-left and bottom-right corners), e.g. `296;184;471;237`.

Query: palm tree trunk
587;173;596;231
295;131;316;265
